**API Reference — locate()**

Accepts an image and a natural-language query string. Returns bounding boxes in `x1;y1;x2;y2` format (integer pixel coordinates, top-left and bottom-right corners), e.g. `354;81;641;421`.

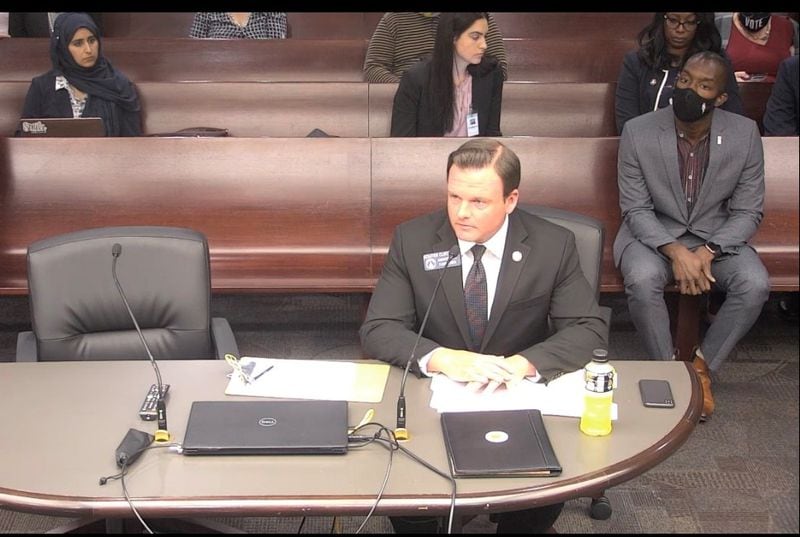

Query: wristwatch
704;241;722;259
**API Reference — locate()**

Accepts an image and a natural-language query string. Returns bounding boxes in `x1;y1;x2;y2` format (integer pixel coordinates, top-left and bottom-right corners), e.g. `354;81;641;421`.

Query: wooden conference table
0;359;701;530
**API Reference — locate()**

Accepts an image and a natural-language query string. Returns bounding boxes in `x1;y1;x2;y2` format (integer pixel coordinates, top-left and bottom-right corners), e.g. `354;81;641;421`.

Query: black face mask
671;87;717;123
738;12;771;32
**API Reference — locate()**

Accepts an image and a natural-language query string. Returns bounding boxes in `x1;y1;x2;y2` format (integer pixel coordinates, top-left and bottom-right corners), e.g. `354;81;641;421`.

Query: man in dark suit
360;138;608;533
614;51;769;422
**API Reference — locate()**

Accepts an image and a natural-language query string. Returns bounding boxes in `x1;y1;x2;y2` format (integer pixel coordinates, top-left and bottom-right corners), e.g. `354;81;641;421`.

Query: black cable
348;422;458;533
98;442;180;534
120;458;156;534
352;426;396;533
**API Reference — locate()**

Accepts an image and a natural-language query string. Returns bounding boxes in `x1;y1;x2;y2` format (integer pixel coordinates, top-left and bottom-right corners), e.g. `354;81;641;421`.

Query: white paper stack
428;369;618;419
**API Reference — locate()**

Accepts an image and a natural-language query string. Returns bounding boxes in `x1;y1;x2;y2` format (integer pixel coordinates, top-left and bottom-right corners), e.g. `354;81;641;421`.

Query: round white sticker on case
485;430;509;443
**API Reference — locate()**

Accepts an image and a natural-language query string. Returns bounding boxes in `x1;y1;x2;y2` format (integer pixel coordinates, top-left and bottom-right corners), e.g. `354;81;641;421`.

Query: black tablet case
441;409;562;477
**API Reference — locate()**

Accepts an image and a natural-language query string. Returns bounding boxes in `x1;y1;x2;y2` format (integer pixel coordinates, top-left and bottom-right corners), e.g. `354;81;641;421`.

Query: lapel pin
717;135;722;145
512;251;522;262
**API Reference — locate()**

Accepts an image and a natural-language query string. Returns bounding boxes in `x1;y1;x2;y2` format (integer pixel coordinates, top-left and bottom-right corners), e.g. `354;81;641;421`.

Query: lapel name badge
466;112;480;137
423;250;462;271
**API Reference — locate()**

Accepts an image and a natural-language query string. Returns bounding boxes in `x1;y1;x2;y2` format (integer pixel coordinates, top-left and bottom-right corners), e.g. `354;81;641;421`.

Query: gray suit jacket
360;209;608;382
613;106;764;266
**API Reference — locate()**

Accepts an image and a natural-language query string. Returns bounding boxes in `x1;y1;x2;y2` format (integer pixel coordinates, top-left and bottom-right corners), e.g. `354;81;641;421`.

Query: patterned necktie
464;244;488;351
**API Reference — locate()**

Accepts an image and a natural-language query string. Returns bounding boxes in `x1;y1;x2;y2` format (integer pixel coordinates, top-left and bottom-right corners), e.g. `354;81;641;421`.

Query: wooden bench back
99;12;651;40
0;81;370;137
1;137;796;294
759;136;800;289
0;137;373;294
505;38;635;82
138;82;370;137
367;82;618;137
370;136;799;291
100;12;383;39
0;36;634;83
493;12;652;39
0;38;369;83
1;78;773;139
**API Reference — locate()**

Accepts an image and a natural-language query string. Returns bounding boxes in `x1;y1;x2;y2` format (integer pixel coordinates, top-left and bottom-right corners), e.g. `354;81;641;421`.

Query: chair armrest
211;317;240;360
16;331;38;362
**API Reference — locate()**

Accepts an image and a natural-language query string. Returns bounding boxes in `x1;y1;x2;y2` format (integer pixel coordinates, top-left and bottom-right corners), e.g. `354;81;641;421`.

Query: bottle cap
592;348;609;362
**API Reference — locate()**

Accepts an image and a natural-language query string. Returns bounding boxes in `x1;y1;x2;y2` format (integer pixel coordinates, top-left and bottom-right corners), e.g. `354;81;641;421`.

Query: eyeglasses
663;15;699;30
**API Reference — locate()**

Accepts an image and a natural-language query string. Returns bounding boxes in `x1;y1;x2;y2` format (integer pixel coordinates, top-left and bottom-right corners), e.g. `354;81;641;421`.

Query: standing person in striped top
390;12;504;138
364;12;508;83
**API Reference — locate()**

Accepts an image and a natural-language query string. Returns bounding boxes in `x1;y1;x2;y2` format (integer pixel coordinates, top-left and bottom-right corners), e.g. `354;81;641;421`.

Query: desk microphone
395;245;460;442
112;243;170;443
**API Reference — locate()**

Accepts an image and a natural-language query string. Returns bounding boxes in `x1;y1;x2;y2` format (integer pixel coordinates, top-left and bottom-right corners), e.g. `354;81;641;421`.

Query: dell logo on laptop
258;417;277;427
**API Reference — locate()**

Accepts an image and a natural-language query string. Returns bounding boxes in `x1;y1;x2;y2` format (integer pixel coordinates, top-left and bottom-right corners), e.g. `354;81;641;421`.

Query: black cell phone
639;379;675;408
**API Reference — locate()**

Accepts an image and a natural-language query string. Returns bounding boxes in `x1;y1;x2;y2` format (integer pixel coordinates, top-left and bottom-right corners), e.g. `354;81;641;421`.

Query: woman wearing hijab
17;12;141;136
390;12;503;137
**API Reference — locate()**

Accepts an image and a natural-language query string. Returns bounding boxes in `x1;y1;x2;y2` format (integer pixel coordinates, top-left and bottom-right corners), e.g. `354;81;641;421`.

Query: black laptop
440;409;562;477
17;117;105;137
182;400;349;456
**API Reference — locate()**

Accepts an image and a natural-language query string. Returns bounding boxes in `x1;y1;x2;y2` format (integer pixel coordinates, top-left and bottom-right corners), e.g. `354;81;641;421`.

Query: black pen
252;365;274;381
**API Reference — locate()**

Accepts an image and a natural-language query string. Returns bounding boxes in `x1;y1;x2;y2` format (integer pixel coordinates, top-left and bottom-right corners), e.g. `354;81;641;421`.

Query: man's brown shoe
692;355;715;421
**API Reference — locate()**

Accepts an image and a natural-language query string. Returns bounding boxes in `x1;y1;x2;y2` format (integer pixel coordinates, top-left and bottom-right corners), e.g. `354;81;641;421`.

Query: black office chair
518;205;613;520
16;226;239;362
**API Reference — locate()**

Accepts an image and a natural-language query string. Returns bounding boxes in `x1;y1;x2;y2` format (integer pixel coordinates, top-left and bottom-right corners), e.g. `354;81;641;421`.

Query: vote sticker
485;430;509;443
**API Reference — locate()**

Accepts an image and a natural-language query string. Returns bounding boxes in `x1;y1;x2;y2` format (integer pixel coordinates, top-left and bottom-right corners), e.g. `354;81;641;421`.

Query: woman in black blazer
390;12;503;137
615;12;743;135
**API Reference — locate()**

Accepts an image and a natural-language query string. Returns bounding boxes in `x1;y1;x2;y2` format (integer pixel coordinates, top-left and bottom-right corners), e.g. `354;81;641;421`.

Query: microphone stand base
154;429;171;443
394;427;410;442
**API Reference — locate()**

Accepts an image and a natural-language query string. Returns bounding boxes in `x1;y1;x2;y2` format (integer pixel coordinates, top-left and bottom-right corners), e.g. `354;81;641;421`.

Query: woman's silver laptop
17;117;105;137
182;400;349;456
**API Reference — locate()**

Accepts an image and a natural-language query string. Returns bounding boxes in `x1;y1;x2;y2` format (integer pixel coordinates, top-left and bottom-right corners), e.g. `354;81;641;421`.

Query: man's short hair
684;50;730;87
447;139;521;197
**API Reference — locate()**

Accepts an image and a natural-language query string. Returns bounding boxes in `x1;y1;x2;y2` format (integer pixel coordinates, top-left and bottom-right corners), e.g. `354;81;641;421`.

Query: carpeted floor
0;292;797;533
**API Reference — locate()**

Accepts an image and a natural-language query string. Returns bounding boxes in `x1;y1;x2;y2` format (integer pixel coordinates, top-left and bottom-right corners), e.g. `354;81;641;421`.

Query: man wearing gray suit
361;138;607;533
615;51;769;422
